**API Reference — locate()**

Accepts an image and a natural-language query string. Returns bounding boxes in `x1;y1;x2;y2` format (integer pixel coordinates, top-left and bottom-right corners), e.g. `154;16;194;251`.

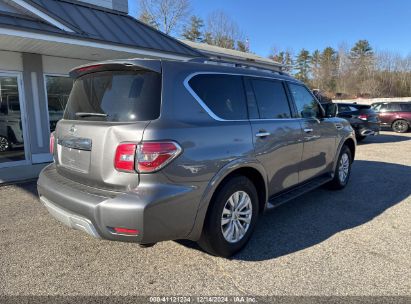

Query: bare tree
139;0;190;35
204;10;241;49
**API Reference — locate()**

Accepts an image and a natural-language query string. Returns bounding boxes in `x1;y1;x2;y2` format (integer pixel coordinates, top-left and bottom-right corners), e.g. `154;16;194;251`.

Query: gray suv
37;59;356;257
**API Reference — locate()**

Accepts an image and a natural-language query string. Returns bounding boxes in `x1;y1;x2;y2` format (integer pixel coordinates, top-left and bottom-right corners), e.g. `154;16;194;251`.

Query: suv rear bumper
40;196;101;238
353;122;380;137
37;164;201;244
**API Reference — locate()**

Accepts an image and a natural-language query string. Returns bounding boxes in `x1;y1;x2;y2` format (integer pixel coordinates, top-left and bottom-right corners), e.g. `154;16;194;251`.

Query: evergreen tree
350;40;373;60
294;49;311;83
283;51;294;74
311;49;321;87
321;47;339;92
349;40;374;95
237;40;249;52
182;16;204;42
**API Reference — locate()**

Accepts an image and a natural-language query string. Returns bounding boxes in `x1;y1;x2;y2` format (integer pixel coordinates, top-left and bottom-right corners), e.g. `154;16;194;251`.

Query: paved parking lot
1;131;410;296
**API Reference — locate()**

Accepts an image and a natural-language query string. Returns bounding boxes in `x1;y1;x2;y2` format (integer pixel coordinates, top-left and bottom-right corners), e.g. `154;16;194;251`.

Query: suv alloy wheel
199;176;259;257
0;136;10;152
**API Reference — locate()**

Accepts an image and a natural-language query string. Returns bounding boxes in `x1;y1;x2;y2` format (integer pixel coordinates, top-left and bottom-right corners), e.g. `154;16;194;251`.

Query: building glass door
0;72;28;166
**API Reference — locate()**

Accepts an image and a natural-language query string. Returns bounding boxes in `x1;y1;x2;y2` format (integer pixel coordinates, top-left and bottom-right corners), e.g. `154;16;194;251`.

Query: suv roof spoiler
188;57;290;76
70;59;161;78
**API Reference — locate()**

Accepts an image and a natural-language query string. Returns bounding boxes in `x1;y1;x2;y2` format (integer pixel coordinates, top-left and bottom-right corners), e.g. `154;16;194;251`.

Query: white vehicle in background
0;95;24;152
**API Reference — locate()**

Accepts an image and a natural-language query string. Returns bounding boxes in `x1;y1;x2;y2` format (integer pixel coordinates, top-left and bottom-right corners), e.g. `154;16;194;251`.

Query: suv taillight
49;132;55;154
358;114;368;121
137;142;182;173
114;141;182;173
114;143;137;172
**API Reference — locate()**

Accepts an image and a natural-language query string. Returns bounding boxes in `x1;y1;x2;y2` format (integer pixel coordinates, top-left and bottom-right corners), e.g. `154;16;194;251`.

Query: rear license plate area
58;145;91;173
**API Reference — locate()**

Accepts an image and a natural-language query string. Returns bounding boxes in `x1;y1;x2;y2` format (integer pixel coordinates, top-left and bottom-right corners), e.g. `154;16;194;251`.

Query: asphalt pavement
0;131;410;296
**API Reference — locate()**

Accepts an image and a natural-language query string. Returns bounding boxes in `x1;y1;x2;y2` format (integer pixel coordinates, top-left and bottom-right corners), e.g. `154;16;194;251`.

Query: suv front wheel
198;176;259;258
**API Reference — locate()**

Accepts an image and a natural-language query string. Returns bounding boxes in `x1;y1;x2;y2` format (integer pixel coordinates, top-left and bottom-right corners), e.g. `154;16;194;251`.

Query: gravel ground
0;131;410;296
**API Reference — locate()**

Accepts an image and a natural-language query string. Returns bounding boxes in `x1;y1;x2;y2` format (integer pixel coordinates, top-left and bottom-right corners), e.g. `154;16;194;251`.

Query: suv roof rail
188;57;290;76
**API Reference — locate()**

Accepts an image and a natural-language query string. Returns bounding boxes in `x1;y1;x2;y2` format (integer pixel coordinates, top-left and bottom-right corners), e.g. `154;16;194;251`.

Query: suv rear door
287;83;338;183
54;66;162;192
376;103;398;125
245;77;303;196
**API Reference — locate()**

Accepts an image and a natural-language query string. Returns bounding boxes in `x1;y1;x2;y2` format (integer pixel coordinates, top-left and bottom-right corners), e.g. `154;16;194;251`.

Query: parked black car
325;103;380;141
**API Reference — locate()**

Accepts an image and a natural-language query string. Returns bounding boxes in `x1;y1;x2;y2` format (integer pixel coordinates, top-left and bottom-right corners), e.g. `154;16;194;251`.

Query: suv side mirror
323;103;338;117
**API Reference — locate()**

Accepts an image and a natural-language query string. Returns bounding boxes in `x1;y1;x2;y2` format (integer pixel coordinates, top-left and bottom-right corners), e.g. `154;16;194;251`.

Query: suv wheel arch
186;162;268;241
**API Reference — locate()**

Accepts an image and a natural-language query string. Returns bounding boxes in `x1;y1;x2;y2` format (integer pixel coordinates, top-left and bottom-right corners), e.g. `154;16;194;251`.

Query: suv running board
266;174;333;210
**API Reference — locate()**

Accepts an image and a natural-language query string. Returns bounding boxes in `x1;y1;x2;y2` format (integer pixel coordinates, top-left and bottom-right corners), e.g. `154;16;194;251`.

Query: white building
0;0;202;182
0;0;282;183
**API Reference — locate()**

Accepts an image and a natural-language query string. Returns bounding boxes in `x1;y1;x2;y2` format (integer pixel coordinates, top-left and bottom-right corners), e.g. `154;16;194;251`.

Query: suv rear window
64;71;161;122
188;74;247;120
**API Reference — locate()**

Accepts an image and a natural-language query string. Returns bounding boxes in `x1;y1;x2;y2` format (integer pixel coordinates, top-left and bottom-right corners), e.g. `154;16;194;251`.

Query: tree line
271;40;411;98
136;0;411;98
137;0;249;52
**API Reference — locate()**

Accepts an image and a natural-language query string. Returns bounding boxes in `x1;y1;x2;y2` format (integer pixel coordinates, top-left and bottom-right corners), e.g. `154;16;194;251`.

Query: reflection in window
189;74;248;120
0;76;25;163
251;79;291;119
289;84;320;119
46;76;73;132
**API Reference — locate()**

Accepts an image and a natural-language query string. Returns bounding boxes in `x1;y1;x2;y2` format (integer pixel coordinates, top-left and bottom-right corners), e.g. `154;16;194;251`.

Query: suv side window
288;83;321;119
401;103;411;111
388;103;402;111
338;104;353;113
378;103;389;112
250;79;291;119
188;74;247;120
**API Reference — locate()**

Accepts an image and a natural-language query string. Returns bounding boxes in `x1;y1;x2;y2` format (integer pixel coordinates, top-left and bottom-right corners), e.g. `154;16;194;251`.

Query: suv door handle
304;128;313;133
255;131;271;138
335;123;344;130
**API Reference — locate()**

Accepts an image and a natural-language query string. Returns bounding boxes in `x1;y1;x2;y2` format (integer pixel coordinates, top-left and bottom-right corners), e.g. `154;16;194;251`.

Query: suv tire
327;145;352;190
198;176;259;258
392;120;409;133
0;136;10;152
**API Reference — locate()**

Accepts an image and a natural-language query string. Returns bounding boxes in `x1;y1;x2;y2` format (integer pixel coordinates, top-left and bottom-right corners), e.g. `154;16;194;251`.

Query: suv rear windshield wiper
75;112;108;118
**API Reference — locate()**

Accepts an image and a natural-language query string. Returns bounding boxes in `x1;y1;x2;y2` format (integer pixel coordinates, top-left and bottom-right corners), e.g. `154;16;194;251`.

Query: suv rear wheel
198;176;259;257
392;120;409;133
0;136;10;152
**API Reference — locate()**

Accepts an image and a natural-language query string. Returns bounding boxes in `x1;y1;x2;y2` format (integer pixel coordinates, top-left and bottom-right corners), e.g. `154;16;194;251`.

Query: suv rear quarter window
188;74;248;120
400;103;411;111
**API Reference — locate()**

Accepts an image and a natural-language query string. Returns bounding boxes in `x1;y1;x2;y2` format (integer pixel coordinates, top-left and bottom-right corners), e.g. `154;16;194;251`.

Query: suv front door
245;77;303;196
287;83;337;183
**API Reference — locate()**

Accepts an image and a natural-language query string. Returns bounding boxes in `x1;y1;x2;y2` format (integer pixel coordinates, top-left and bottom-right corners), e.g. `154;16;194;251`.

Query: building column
22;53;51;163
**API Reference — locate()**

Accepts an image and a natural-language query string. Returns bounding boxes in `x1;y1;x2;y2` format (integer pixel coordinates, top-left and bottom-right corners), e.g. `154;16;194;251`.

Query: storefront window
45;76;73;132
0;75;25;163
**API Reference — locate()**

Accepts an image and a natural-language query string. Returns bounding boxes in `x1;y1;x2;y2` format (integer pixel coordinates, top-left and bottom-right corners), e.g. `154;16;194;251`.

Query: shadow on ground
8;160;411;262
0;179;38;197
179;160;411;261
358;133;411;144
